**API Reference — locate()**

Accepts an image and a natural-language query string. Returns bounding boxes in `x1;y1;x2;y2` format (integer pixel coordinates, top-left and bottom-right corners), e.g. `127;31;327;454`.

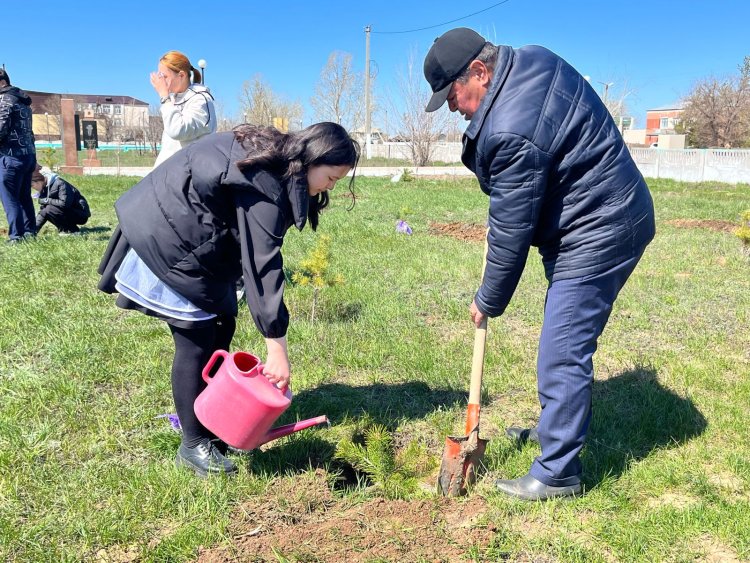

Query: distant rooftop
647;104;684;112
25;90;149;110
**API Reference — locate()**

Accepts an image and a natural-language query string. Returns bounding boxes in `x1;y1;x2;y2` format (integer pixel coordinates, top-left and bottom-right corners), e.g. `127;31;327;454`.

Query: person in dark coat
423;28;655;500
0;68;37;242
98;122;359;477
31;166;91;234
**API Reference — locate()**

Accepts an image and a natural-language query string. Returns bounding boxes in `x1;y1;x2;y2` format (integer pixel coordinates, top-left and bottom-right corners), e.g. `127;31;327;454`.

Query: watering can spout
261;415;329;446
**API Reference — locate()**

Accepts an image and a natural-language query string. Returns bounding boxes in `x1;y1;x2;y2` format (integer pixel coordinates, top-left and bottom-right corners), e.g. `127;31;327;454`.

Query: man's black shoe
495;472;581;501
505;426;540;444
175;440;238;477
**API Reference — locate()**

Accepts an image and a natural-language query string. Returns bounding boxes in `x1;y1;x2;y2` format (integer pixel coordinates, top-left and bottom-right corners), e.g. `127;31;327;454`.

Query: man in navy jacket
424;28;655;500
0;68;37;242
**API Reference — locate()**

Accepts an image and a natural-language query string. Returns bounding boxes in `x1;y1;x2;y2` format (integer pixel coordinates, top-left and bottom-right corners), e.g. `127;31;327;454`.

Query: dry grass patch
428;221;486;243
198;481;499;562
646;491;700;510
690;534;743;563
665;219;738;233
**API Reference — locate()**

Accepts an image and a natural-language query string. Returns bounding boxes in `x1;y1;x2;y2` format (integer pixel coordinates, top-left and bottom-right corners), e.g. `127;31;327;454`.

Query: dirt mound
665;219;737;233
428;222;486;243
197;470;496;562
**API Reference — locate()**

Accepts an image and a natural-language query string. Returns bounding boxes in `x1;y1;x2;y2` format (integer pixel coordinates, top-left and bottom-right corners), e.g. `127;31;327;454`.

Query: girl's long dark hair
234;122;360;230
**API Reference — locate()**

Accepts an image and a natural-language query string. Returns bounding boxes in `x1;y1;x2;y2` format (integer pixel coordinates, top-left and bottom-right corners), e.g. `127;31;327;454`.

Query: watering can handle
202;349;229;384
256;362;289;396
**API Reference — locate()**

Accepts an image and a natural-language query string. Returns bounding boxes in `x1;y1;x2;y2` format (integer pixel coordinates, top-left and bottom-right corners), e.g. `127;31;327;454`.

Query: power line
371;0;513;34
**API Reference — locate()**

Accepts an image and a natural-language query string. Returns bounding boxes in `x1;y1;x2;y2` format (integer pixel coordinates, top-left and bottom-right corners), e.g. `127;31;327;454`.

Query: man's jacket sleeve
475;133;550;317
0;94;12;144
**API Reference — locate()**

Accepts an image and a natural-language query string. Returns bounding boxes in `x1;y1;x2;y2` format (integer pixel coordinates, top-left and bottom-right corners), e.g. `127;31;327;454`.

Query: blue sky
4;1;748;130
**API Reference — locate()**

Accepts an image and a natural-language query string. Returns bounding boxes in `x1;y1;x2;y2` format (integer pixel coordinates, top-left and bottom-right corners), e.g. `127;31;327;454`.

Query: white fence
369;142;750;184
86;144;750;184
629;148;750;184
368;142;464;164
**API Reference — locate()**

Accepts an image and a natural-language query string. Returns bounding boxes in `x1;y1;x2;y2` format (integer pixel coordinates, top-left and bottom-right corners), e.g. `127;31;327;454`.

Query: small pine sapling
335;424;432;500
291;234;343;321
400;168;414;182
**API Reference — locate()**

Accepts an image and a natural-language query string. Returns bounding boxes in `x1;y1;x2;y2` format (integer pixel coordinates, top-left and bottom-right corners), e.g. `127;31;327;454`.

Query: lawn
0;174;748;561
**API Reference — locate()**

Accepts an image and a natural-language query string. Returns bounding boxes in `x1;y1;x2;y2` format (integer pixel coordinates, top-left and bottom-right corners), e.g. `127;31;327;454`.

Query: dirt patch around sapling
197;469;498;562
665;219;737;233
431;219;738;241
428;221;486;243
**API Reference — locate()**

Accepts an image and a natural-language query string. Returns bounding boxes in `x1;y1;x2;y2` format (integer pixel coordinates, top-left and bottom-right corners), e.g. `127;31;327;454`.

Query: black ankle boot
505;426;540;444
209;438;250;456
175;440;237;477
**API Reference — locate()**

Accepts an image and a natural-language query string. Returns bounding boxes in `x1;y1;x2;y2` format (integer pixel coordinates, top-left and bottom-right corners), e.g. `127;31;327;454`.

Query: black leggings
168;316;236;447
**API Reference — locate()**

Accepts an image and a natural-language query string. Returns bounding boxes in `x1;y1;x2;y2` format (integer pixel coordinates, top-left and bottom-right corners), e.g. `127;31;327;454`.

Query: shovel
437;236;489;497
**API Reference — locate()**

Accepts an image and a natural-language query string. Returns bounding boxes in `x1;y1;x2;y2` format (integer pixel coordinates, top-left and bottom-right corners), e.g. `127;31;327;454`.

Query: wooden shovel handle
467;318;487;408
465;230;489;434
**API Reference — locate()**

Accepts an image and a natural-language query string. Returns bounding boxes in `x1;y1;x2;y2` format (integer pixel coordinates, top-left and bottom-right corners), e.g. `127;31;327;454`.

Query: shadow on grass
278;381;466;427
71;225;113;242
247;381;466;480
233;369;705;485
582;365;707;486
80;225;112;236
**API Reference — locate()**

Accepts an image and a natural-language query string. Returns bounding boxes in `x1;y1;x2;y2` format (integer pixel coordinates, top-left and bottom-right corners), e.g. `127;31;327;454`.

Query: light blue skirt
115;248;216;322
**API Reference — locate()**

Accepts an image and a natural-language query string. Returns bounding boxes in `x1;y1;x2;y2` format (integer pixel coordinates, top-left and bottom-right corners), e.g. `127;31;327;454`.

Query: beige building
27;90;150;143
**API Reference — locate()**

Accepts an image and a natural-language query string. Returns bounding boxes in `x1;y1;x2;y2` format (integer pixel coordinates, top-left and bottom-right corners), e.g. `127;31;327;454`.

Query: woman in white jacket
150;50;216;168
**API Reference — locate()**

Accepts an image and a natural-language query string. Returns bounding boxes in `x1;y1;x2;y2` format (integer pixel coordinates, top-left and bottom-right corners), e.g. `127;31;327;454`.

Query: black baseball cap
423;28;486;112
0;68;9;85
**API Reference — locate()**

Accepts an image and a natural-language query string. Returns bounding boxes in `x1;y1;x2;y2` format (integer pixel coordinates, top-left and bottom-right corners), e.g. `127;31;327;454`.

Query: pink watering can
194;349;328;451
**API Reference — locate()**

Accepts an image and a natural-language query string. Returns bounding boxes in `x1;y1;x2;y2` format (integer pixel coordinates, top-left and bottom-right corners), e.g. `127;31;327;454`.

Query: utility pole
364;25;371;160
598;81;614;106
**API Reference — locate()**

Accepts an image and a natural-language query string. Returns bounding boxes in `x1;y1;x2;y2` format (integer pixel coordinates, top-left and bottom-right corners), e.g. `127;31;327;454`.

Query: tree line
679;56;750;148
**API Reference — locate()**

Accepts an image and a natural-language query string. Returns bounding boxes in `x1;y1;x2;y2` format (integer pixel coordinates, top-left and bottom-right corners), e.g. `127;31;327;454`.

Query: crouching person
32;166;91;234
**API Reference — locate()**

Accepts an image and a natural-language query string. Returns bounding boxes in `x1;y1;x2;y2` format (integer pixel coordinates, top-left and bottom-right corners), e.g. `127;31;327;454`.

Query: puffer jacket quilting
462;45;655;317
0;86;36;157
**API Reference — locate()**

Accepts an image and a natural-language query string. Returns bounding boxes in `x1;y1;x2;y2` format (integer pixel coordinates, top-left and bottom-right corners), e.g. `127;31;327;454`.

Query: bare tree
389;50;455;166
310;51;363;130
603;84;634;126
680;56;750;148
38;96;63;140
213;99;240;131
142;105;164;156
97;113;116;143
239;74;303;129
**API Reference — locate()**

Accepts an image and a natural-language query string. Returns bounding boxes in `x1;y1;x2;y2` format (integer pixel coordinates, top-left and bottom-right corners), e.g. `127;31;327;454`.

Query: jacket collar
285;174;309;231
464;45;514;141
173;85;214;105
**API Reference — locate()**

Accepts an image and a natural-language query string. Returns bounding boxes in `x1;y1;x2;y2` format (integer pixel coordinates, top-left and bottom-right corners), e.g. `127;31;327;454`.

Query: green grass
0;175;749;561
35;149;464;170
36;147;158;168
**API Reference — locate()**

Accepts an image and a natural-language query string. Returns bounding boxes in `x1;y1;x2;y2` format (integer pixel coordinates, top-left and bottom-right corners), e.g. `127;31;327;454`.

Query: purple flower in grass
396;220;413;235
156;413;181;431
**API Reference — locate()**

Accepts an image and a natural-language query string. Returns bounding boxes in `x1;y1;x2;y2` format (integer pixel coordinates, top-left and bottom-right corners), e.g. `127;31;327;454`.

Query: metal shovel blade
437;430;488;496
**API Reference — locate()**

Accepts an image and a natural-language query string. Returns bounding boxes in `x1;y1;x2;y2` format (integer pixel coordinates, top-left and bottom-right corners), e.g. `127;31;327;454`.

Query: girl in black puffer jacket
98;122;359;477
